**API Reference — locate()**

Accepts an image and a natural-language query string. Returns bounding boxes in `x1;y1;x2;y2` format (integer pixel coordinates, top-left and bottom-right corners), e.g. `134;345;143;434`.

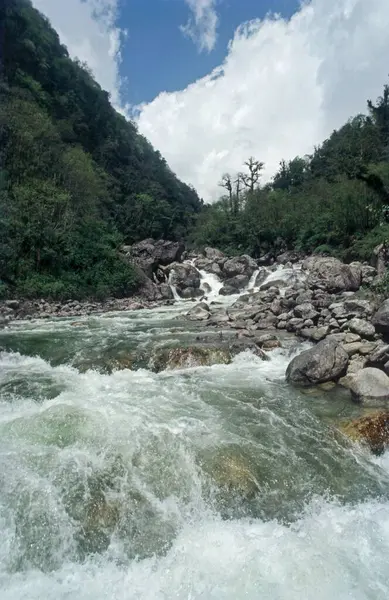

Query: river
1;279;389;599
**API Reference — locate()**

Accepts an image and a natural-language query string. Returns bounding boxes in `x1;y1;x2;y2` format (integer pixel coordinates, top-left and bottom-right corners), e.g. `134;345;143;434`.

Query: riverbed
1;297;389;599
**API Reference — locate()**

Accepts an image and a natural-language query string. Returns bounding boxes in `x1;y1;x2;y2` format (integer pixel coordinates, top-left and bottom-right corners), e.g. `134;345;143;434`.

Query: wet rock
348;367;389;405
207;309;230;325
220;275;250;295
201;445;260;500
187;302;210;321
286;339;348;386
340;412;389;454
169;263;201;298
255;268;269;287
150;341;267;372
223;255;257;279
372;299;389;333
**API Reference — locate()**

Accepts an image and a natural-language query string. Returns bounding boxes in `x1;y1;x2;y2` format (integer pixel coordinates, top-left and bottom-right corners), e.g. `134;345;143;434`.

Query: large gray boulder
124;239;185;279
187;302;210;321
204;247;225;262
347;318;376;340
220;275;249;295
305;257;361;292
286;339;348;386
223;255;257;279
169;263;201;298
372;299;389;333
349;368;389;405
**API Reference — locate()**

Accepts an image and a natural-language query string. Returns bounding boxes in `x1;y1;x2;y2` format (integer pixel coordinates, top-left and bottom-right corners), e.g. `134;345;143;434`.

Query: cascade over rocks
286;339;349;386
168;263;202;298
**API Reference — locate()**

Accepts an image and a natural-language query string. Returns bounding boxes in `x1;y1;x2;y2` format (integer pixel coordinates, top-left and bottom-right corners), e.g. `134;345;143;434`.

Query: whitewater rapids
1;291;389;599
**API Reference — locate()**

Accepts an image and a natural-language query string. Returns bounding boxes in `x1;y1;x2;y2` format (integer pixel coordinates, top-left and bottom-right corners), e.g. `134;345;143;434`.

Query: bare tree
241;157;264;194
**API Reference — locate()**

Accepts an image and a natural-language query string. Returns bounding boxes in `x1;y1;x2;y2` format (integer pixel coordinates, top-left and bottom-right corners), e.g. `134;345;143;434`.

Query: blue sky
121;0;299;105
33;0;389;201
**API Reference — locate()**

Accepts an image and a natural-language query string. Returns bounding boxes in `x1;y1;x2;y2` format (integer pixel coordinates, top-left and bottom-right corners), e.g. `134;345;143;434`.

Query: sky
32;0;389;202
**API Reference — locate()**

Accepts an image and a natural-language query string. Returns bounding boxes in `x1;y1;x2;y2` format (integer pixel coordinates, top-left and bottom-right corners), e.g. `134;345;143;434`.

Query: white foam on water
1;497;389;600
1;308;389;600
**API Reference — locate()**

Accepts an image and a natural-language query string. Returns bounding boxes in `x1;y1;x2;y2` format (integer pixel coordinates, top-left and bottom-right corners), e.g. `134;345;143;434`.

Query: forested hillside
0;0;203;299
192;88;389;263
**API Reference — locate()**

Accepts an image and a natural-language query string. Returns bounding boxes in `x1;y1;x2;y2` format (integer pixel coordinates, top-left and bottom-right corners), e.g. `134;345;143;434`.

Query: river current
1;272;389;599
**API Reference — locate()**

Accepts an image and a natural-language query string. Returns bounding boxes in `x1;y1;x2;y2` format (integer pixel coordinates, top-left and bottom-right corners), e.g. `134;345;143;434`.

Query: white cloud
32;0;125;111
138;0;389;202
181;0;219;52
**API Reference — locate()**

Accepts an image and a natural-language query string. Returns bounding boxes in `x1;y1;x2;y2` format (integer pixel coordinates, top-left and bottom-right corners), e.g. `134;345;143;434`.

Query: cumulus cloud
32;0;126;111
138;0;389;202
180;0;219;52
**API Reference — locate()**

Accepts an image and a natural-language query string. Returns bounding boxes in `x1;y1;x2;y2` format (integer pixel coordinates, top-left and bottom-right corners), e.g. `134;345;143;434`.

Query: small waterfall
168;270;181;301
247;269;261;291
199;270;224;301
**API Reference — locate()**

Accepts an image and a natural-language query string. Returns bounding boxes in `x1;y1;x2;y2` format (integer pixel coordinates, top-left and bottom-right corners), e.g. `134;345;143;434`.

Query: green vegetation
0;0;202;299
191;91;389;262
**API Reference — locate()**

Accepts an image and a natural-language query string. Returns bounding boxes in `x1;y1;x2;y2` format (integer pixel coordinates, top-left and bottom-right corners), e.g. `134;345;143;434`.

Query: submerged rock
149;341;267;372
200;445;261;500
339;412;389;454
286;339;348;386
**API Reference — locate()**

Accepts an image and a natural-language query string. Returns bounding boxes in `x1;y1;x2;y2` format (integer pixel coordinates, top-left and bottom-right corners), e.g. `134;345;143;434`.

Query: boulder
306;257;361;292
187;302;210;321
286;339;348;386
169;263;201;297
346;318;376;340
348;368;389;405
124;239;184;278
372;300;389;333
223;255;257;279
5;299;19;310
340;412;389;454
220;275;249;295
343;299;374;317
294;303;319;321
204;247;225;261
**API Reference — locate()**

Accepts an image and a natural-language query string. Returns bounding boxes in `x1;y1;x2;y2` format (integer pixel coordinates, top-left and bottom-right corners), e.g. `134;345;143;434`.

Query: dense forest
191;89;389;264
0;0;203;299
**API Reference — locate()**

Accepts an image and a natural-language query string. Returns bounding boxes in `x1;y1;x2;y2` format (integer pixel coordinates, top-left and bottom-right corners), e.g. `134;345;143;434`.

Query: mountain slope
0;0;203;299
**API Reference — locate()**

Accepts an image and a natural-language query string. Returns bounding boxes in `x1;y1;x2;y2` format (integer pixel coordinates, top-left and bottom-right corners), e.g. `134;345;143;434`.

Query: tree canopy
0;0;203;299
191;88;389;262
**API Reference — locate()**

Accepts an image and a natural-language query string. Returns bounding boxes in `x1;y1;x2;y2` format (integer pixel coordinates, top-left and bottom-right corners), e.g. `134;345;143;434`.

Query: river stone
187;303;210;321
223;255;257;279
342;342;363;356
372;300;389;333
286;339;348;386
306;257;361;292
349;368;389;405
340;412;389;454
346;318;376;339
204;247;225;261
294;303;319;321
